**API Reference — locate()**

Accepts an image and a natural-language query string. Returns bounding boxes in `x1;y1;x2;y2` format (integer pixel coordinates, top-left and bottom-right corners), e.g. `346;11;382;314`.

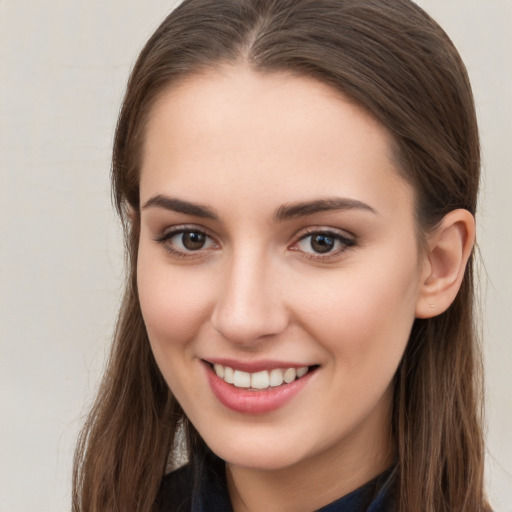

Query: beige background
0;1;511;510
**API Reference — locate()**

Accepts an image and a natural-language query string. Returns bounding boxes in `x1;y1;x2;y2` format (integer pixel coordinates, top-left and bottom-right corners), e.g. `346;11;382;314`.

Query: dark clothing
155;454;396;512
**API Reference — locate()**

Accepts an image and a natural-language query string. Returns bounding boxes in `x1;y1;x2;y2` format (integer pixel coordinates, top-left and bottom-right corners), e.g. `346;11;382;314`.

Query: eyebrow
141;194;377;222
273;197;378;221
142;194;219;220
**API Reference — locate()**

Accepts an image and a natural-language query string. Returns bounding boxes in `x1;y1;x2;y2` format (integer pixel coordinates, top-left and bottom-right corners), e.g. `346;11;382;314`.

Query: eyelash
154;226;356;261
154;227;218;259
292;229;356;261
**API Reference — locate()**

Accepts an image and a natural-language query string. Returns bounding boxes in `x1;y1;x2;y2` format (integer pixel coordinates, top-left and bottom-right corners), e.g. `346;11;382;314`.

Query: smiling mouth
207;362;318;390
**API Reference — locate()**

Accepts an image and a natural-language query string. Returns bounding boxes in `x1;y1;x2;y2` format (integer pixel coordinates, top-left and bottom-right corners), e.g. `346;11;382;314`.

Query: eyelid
293;226;356;244
153;224;356;261
289;227;356;260
154;224;219;258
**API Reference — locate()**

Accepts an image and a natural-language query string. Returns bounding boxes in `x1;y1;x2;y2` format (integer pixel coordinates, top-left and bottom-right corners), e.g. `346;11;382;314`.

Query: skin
136;66;472;512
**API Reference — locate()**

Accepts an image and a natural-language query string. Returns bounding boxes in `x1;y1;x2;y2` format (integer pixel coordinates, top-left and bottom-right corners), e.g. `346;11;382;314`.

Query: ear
415;209;475;318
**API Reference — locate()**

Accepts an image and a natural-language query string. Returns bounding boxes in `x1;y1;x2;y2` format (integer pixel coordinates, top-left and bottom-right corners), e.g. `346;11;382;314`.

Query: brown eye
156;228;216;255
295;230;355;257
181;231;206;250
310;234;335;253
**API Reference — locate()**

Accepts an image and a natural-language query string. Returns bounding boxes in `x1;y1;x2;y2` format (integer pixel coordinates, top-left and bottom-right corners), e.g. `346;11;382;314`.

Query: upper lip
203;358;315;373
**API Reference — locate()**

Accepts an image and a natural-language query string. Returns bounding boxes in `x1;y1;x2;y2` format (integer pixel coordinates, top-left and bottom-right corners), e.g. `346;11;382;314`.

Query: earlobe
415;209;475;319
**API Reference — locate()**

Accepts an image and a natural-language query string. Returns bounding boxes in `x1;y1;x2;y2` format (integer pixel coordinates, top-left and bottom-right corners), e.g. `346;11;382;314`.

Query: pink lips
204;361;315;414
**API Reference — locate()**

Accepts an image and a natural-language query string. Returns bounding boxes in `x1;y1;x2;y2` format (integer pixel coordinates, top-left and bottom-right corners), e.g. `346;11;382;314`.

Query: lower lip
204;364;315;414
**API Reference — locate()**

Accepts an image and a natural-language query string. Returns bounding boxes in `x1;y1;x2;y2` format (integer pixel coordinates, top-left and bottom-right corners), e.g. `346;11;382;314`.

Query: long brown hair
73;1;489;510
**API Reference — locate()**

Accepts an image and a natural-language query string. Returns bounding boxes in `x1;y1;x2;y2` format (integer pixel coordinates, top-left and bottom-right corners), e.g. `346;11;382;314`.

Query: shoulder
154;463;194;512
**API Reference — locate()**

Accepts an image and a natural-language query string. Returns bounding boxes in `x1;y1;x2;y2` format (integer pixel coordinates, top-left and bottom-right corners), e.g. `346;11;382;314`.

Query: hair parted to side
73;1;489;511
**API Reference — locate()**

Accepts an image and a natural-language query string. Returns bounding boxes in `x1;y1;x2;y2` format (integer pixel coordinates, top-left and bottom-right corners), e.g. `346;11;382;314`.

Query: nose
210;249;289;347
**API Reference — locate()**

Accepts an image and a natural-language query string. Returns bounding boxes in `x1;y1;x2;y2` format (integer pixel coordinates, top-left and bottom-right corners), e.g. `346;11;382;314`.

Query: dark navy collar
317;466;396;512
192;457;396;512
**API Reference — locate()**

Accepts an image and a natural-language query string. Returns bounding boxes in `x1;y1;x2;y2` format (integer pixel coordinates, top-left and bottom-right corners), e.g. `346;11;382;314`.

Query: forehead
140;65;413;218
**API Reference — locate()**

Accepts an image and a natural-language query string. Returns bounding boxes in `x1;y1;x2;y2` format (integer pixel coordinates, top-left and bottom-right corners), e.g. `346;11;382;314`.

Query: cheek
295;252;421;368
136;248;217;405
137;248;213;347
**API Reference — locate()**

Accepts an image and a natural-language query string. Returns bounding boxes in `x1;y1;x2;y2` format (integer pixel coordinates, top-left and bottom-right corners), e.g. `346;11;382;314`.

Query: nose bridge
211;244;287;345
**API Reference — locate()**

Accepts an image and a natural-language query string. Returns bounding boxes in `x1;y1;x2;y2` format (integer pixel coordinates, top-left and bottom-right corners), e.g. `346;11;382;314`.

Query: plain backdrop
0;1;511;511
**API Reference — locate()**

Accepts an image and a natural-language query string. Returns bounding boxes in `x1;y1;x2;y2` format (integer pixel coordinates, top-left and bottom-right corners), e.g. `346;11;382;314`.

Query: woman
73;0;490;510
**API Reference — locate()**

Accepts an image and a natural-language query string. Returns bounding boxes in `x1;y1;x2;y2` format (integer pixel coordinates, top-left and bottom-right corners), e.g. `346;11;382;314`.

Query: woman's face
138;66;428;475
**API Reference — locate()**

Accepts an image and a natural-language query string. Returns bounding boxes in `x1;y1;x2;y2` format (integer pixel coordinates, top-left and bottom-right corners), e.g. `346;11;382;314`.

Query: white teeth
213;364;224;378
213;364;311;389
283;368;296;383
297;366;308;378
224;366;234;384
233;370;251;388
269;368;284;387
251;370;270;389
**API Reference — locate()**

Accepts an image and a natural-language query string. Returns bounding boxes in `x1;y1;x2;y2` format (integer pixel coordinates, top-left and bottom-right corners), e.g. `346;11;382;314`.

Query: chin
217;446;303;472
200;428;307;471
